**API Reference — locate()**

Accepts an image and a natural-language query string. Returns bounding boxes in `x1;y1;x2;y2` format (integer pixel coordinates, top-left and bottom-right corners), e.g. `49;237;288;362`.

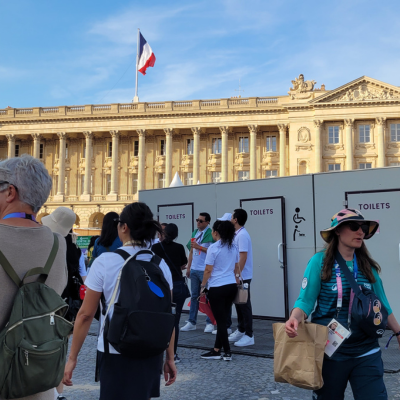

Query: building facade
1;74;400;228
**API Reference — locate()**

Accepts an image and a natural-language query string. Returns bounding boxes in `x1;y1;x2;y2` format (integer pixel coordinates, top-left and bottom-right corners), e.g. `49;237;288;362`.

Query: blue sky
1;1;400;108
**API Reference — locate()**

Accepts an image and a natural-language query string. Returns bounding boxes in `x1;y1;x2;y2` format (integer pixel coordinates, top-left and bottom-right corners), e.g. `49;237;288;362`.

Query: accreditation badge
325;318;351;357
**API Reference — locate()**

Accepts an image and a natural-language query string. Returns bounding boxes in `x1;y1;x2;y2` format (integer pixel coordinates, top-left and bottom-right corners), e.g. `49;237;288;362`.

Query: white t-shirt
233;227;253;280
205;240;239;288
191;226;212;271
85;246;173;354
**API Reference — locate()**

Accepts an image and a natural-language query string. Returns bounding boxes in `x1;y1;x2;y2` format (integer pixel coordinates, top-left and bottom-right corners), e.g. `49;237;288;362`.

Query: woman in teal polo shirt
286;208;400;400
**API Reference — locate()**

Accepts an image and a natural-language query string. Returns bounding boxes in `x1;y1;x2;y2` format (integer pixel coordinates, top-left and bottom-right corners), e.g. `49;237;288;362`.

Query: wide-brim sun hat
41;207;77;237
217;213;232;221
320;208;379;242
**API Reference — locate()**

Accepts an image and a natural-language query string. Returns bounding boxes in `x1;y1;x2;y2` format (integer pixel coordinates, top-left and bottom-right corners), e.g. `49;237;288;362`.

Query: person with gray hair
0;155;68;400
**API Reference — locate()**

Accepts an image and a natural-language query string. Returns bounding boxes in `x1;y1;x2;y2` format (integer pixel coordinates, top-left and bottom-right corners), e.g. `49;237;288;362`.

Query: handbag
335;252;388;338
273;321;328;390
233;274;248;305
159;242;191;299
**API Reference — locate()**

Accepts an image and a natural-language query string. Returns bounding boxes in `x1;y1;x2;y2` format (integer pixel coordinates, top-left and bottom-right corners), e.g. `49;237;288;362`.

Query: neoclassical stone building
1;74;400;228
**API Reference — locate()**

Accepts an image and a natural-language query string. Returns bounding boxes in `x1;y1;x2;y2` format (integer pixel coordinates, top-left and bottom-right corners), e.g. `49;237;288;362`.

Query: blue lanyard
334;254;358;325
2;212;37;222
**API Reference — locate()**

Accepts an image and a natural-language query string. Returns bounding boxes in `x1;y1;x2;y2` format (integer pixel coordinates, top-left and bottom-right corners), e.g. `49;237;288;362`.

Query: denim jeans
188;269;212;325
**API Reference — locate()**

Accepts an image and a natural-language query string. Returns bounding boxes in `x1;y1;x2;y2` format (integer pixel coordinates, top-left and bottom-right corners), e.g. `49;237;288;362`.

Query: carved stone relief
288;74;316;100
335;84;400;102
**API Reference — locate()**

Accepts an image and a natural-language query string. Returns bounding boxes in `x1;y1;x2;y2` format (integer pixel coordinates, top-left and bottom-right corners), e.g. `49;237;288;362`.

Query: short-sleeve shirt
85;246;173;354
205;240;239;288
191;226;212;271
233;227;253;280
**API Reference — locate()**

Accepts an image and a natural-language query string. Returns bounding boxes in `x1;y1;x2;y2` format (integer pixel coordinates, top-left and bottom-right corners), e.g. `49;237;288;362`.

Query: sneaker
200;349;222;360
57;396;67;400
180;322;196;331
223;353;232;361
228;329;245;342
234;334;255;347
204;323;214;333
174;354;181;363
212;328;232;335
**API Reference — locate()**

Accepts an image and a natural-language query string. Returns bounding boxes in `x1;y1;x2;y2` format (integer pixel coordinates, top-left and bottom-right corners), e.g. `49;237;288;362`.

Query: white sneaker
212;328;232;335
180;322;196;331
234;334;255;347
204;323;214;333
228;329;245;342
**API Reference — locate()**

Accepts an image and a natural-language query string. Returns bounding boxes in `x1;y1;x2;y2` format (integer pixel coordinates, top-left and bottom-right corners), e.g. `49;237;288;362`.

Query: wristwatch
235;274;240;278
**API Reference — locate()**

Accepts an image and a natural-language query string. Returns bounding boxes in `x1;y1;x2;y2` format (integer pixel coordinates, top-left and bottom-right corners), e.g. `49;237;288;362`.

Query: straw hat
41;207;76;237
320;208;379;242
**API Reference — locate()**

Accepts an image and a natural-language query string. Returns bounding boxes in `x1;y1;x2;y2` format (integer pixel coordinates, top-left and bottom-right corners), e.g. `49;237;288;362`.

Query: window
39;144;44;159
82;142;86;158
186;139;194;155
132;174;138;194
390;124;400;142
185;172;193;186
65;143;68;159
266;136;277;152
212;172;221;183
328;126;339;144
15;145;19;157
238;171;249;181
108;142;112;157
81;175;85;194
359;163;372;169
106;174;111;194
359;125;370;143
328;164;341;171
158;173;166;188
265;170;278;178
134;140;139;157
212;138;221;154
239;137;249;153
160;140;165;156
390;162;400;166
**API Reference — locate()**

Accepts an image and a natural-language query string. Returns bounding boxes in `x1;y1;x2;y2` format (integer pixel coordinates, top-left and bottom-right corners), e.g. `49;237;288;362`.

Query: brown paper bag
273;321;329;390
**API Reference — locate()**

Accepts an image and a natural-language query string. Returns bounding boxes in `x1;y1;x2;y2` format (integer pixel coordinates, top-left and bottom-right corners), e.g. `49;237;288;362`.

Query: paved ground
62;316;400;400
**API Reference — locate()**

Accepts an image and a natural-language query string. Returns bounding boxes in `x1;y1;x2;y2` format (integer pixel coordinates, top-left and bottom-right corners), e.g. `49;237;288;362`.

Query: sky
1;0;400;108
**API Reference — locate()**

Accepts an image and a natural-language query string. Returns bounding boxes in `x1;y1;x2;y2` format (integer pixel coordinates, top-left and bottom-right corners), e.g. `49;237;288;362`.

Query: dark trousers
235;279;253;337
172;280;187;355
208;283;238;354
313;351;387;400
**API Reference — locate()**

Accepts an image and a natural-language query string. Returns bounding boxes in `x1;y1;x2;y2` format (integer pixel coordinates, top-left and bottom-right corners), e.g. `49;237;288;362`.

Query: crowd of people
0;155;399;400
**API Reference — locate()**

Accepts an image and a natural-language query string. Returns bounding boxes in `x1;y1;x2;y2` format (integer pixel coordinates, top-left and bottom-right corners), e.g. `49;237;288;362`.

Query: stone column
344;119;354;170
248;125;258;179
6;134;15;159
81;131;93;201
313;120;323;173
191;127;201;184
376;117;386;168
219;126;229;182
137;129;146;191
31;133;41;159
163;128;174;187
277;124;288;177
54;132;67;202
107;130;120;200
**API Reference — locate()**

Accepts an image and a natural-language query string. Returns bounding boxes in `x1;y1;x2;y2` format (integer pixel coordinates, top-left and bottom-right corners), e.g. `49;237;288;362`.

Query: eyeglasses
344;221;370;234
196;219;206;223
113;218;124;226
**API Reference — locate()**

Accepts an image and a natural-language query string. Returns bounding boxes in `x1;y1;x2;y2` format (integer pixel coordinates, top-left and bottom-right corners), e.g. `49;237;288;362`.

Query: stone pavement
62;316;400;400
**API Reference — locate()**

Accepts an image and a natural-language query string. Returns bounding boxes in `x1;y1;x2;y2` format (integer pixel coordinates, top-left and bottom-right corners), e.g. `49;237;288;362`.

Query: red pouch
79;285;87;300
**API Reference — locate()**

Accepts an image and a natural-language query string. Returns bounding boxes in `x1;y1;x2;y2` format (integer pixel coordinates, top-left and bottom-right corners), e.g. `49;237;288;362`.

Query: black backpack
102;249;175;358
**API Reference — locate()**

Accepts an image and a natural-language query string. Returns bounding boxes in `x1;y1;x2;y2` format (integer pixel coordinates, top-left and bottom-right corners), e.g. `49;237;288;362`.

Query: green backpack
0;234;74;399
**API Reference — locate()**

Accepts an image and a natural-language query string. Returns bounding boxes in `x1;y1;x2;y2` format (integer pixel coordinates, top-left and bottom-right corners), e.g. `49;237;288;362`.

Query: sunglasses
113;218;125;226
344;221;370;234
196;219;206;223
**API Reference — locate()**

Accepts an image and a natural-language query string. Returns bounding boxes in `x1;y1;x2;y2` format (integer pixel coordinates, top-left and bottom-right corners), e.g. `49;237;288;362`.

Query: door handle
278;243;283;264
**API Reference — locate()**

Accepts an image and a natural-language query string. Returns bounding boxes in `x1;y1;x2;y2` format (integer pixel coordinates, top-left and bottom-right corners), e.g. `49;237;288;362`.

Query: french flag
138;33;156;75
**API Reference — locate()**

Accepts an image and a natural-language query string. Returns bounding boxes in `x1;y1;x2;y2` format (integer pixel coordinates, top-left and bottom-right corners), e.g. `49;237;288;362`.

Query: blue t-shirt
294;251;392;360
92;236;123;259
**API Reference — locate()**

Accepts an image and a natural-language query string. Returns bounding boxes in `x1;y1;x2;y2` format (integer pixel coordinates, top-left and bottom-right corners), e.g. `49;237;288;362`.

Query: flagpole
133;28;140;103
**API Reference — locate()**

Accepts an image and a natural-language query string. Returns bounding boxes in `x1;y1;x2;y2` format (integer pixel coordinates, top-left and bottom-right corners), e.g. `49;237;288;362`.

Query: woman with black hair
91;212;122;259
200;219;239;361
63;202;176;400
152;223;188;363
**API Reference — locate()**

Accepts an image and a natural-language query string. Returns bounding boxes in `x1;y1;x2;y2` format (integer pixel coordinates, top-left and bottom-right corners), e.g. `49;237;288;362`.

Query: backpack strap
114;249;131;260
0;233;59;287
